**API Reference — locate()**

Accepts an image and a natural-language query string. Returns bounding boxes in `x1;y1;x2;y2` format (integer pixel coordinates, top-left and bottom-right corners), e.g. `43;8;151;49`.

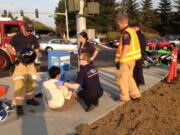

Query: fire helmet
19;48;36;64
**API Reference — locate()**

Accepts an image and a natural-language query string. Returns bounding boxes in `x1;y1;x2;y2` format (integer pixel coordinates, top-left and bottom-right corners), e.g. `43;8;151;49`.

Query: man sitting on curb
42;66;75;111
64;53;103;112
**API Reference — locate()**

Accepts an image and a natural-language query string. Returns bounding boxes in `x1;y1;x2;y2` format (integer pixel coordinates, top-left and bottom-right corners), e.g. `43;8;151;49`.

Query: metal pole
76;0;87;41
76;0;87;69
65;0;69;40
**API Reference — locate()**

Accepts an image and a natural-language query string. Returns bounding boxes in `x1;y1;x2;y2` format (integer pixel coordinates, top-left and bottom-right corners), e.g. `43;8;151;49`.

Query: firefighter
115;16;142;102
10;20;40;116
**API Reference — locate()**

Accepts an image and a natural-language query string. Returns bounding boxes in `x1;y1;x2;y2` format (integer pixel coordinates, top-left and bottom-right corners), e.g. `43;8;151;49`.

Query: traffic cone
166;61;175;83
173;48;178;80
0;86;7;97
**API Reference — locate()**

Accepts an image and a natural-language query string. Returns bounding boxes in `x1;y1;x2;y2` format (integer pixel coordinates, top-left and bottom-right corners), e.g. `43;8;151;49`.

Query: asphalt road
0;43;116;78
38;44;116;72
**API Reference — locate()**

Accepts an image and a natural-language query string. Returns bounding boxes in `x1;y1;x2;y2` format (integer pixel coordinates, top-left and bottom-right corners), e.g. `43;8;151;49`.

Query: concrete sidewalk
0;66;169;135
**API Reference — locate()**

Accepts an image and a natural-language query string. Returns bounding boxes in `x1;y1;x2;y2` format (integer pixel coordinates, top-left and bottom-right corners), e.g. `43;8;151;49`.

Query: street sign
68;0;80;12
87;2;100;15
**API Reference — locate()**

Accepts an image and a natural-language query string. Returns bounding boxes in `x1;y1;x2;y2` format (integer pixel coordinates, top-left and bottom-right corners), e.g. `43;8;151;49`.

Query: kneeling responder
115;15;142;102
10;20;40;116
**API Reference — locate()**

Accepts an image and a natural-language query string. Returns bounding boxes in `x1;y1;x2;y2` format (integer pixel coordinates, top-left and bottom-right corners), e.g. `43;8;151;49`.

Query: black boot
93;100;99;106
85;104;96;112
16;105;24;116
26;98;39;106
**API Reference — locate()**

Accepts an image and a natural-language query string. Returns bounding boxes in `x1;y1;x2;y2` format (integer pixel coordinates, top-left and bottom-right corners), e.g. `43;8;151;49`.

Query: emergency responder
115;15;142;102
131;23;146;87
64;53;103;112
78;32;99;62
10;20;40;116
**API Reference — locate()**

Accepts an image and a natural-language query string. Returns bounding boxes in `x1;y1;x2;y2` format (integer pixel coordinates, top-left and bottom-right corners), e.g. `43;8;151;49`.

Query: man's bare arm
90;49;99;61
64;82;80;91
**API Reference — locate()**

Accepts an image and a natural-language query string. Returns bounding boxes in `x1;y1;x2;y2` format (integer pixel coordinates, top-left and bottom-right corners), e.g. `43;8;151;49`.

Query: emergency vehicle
0;17;24;72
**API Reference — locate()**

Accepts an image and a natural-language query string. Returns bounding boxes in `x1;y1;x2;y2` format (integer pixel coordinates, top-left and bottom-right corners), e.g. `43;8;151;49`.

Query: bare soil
76;71;180;135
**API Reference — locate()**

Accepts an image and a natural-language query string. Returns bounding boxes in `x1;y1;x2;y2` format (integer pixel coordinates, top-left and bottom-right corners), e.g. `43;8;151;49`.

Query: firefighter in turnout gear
10;20;40;116
115;16;142;102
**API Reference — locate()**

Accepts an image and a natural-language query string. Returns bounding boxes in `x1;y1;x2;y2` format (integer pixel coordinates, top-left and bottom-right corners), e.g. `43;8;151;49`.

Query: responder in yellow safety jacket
115;15;142;102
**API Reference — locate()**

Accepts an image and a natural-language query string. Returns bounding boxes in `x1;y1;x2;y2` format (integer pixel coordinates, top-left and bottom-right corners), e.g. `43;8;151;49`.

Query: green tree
158;0;172;34
141;0;153;27
174;0;180;13
120;0;140;22
173;0;180;33
55;0;118;34
1;11;17;20
117;0;127;15
55;0;66;37
55;0;76;37
87;0;118;33
23;16;54;34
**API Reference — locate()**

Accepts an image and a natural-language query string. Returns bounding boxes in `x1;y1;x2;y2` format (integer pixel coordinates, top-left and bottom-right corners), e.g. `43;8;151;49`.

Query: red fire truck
0;17;24;72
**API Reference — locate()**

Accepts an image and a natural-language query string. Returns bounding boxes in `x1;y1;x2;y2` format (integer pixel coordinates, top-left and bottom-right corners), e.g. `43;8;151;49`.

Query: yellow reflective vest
115;27;141;63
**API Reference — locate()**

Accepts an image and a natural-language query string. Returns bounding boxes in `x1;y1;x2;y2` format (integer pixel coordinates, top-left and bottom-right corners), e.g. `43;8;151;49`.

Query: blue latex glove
55;80;64;87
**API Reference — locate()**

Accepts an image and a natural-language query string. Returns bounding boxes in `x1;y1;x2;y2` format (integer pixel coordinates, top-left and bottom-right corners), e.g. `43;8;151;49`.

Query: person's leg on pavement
77;90;95;111
129;61;141;99
13;79;25;116
116;63;130;101
139;59;145;85
26;64;39;106
12;63;26;116
133;60;140;86
26;75;39;106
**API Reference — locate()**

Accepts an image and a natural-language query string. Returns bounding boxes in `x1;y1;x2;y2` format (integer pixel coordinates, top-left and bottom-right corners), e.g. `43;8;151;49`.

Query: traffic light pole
65;0;69;40
76;0;87;50
76;0;87;35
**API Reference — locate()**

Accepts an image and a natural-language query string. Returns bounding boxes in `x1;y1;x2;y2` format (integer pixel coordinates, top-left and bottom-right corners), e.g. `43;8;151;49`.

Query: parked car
146;38;171;50
108;39;119;48
40;39;78;54
163;34;180;46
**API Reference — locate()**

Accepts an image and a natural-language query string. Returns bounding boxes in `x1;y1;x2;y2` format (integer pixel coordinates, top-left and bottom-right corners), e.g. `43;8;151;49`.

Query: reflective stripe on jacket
115;27;141;63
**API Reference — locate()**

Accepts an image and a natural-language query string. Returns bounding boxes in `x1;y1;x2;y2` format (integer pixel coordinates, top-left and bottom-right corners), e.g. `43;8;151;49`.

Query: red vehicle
146;38;171;50
0;18;24;72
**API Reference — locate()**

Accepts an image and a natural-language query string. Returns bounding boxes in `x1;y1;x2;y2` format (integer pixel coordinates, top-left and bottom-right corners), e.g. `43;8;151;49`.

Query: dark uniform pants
78;90;103;107
133;59;145;86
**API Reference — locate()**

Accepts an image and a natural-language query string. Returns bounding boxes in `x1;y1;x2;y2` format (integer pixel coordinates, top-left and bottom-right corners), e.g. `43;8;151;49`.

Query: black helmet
19;48;36;64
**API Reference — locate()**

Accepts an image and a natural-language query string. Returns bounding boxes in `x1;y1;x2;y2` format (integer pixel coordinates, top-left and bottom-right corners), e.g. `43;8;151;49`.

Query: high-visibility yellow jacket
115;27;141;63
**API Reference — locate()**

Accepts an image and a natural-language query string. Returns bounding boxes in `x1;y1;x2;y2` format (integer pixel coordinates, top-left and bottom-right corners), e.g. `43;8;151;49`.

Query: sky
0;0;59;29
0;0;164;29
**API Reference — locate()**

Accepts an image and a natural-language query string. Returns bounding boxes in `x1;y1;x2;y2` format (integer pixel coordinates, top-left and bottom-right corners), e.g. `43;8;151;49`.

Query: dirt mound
76;72;180;135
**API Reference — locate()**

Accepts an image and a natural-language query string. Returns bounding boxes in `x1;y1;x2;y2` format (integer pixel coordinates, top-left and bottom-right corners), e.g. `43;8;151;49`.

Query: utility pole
65;0;69;40
76;0;87;46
